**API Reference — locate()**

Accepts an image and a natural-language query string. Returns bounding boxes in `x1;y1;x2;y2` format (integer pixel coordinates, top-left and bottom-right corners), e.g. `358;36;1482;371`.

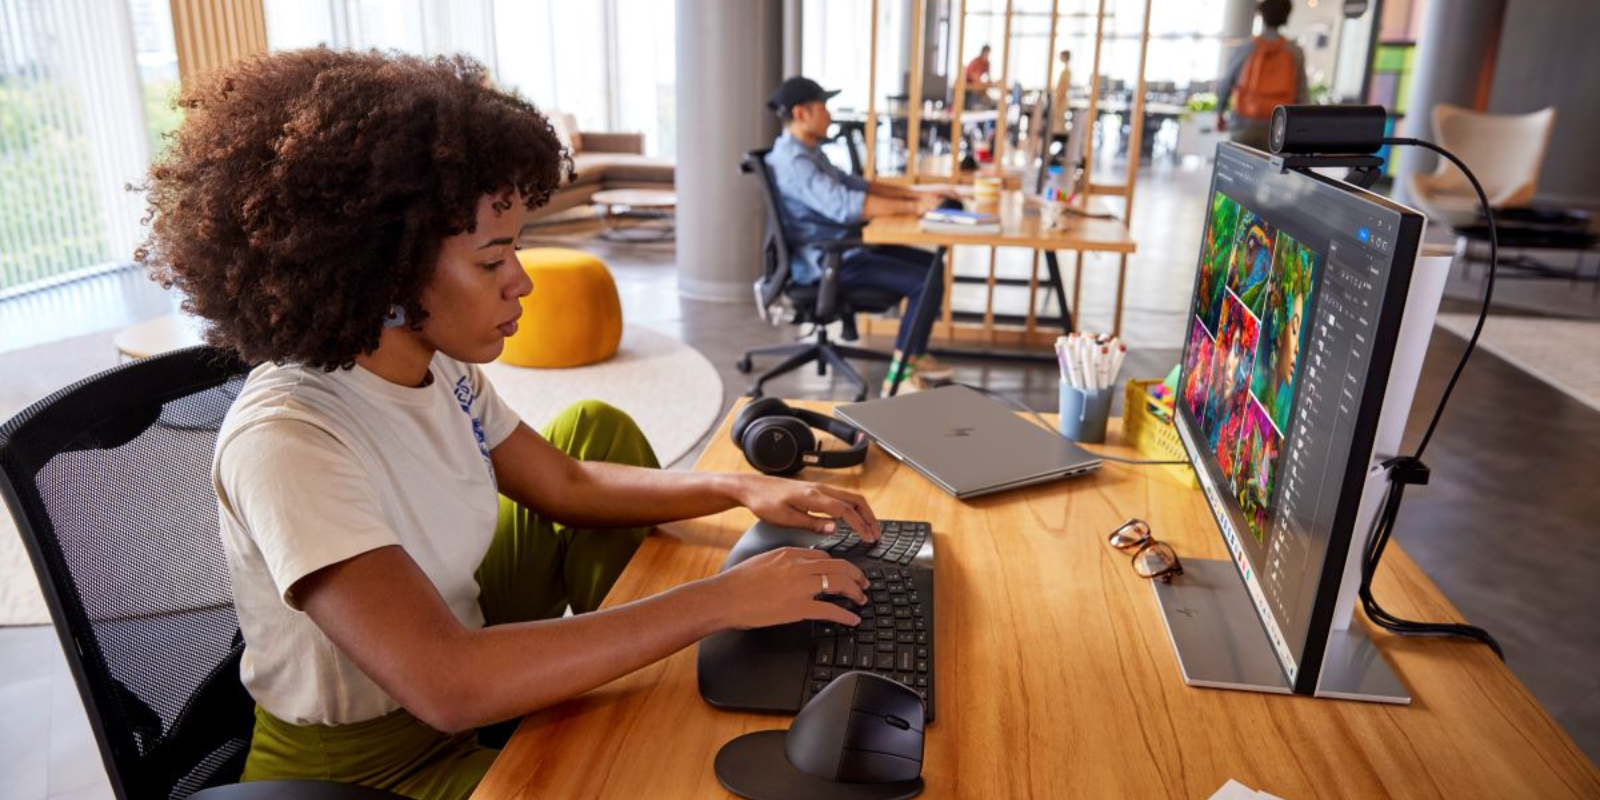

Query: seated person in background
137;49;882;800
765;76;957;396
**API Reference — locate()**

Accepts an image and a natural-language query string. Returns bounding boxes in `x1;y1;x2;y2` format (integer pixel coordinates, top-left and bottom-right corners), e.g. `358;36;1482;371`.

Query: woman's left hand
734;475;882;542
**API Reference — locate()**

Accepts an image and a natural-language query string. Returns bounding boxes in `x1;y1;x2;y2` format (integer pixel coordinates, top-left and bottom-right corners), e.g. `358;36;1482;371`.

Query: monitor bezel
1173;143;1426;694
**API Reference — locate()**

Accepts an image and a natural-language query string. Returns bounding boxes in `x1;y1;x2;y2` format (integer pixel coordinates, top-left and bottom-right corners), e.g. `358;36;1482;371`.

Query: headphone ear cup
730;397;793;448
742;417;816;476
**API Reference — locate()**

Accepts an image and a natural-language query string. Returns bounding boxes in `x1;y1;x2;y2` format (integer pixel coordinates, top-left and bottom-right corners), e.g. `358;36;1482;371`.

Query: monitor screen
1175;144;1423;689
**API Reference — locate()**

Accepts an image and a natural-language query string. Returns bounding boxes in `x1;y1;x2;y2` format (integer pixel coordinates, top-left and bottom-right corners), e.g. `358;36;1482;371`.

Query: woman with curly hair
138;48;882;799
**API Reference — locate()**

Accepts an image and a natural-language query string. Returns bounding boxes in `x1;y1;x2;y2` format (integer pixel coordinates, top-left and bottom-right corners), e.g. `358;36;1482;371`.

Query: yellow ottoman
499;248;623;368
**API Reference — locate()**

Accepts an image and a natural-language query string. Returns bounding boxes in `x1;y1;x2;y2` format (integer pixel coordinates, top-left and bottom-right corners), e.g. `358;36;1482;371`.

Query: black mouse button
850;674;926;732
836;747;922;784
843;709;924;763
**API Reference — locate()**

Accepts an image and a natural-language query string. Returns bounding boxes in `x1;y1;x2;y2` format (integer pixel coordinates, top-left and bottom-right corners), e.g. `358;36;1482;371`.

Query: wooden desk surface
475;401;1600;799
863;190;1136;253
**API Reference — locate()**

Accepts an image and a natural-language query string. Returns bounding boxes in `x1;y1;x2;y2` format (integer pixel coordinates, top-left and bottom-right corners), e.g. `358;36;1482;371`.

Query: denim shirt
765;131;869;285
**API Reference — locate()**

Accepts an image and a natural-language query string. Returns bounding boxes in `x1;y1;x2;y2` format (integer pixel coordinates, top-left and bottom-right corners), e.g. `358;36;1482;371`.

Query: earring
383;303;407;329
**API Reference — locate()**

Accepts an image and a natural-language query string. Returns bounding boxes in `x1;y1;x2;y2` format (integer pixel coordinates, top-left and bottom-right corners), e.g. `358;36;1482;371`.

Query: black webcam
1268;105;1387;155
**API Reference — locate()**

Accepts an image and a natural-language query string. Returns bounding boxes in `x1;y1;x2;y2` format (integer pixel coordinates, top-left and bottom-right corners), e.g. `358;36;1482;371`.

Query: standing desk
859;190;1137;355
473;400;1600;799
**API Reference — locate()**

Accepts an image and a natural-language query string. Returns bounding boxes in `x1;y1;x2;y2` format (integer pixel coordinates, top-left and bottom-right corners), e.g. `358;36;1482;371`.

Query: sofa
532;112;675;220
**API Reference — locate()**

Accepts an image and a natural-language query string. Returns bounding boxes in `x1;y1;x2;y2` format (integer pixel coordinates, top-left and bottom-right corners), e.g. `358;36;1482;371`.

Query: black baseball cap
767;77;841;113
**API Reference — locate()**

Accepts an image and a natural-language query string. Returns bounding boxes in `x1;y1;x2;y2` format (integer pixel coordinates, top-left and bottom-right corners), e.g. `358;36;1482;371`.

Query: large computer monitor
1161;142;1446;704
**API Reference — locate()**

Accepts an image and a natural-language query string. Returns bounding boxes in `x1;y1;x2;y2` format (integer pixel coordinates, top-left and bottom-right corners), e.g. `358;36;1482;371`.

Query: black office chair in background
0;346;402;800
737;149;899;402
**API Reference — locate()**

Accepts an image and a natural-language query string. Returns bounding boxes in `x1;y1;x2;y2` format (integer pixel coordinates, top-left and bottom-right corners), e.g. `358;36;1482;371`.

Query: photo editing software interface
1176;144;1415;684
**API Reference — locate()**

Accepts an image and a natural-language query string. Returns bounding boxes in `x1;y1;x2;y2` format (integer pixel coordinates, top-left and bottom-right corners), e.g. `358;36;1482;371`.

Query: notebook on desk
836;384;1101;499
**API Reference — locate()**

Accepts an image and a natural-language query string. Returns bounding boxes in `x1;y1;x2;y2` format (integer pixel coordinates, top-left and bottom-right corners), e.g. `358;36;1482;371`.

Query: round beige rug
0;324;722;626
480;324;724;467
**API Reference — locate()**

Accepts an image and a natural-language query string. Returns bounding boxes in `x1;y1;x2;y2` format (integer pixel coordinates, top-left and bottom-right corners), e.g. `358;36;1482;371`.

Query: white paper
1207;780;1260;800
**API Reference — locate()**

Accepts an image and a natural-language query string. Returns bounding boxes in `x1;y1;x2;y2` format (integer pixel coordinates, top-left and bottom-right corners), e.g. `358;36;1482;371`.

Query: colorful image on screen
1235;397;1282;542
1183;318;1215;422
1251;232;1319;434
1227;210;1276;318
1197;192;1240;333
1203;293;1259;466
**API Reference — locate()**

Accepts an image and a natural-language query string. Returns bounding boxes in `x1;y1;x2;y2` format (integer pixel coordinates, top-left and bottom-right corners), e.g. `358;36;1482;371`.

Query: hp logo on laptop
945;427;975;437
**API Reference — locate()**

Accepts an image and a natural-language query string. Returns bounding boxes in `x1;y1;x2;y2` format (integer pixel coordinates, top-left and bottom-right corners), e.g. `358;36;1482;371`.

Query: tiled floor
2;159;1597;798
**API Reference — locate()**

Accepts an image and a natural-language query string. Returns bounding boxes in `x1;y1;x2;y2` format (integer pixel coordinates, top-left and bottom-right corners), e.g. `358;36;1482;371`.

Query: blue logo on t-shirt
453;376;494;477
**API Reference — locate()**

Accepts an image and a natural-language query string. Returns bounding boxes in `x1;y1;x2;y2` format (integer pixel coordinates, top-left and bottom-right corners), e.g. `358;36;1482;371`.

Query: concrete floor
1;159;1597;798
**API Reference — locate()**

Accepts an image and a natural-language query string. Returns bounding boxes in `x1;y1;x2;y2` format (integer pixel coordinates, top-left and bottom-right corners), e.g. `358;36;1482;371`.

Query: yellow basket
1122;378;1197;487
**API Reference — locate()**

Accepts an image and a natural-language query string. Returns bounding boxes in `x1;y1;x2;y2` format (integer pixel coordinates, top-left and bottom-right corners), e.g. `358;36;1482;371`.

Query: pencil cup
1059;382;1113;444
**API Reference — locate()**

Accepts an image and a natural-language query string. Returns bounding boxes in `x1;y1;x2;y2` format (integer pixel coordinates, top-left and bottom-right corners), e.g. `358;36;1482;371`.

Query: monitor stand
1152;559;1409;704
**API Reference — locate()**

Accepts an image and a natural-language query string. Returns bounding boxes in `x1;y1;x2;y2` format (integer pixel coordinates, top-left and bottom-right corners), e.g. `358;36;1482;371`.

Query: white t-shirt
213;355;521;725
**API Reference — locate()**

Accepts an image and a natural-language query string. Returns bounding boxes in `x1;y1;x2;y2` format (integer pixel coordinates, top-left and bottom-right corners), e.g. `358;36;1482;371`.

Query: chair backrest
742;148;797;318
0;346;255;799
1429;103;1557;207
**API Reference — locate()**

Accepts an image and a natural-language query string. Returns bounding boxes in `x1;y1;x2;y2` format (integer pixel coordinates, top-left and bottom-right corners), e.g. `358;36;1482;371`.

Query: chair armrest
816;248;849;320
806;238;865;252
578;132;644;154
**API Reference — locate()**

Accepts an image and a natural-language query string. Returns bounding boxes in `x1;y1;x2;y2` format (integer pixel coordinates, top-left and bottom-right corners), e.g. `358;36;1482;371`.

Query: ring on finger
821;574;831;593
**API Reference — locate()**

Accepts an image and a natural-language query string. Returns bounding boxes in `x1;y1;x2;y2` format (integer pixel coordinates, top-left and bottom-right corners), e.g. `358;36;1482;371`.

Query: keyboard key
916;646;928;659
875;604;893;617
813;667;833;681
875;653;896;670
876;629;895;642
877;640;896;653
837;649;854;668
811;681;826;695
815;640;833;665
858;646;875;667
915;675;929;688
916;659;929;673
896;632;915;644
897;647;914;672
896;619;915;631
866;568;883;580
894;607;911;619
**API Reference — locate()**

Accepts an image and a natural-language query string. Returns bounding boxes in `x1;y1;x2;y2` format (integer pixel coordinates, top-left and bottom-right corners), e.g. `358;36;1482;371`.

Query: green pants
242;400;659;800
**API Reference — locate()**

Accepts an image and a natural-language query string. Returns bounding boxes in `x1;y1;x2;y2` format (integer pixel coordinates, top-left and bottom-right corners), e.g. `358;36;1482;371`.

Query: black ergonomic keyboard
697;519;936;721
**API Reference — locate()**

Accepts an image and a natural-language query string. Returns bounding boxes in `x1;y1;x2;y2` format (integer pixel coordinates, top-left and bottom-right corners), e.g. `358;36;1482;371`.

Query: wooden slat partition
170;0;268;88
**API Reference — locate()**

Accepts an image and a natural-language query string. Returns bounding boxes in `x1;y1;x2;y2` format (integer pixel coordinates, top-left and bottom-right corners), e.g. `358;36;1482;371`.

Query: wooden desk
475;401;1599;799
861;189;1137;357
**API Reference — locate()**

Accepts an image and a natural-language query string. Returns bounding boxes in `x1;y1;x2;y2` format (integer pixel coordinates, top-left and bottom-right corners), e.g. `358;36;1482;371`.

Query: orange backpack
1233;37;1296;120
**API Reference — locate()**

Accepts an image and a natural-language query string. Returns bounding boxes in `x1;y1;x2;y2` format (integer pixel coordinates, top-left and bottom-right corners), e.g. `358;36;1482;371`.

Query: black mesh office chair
738;149;898;402
0;345;402;800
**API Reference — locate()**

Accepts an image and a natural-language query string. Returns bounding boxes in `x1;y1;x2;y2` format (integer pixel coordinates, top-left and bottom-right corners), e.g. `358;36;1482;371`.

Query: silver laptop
835;384;1102;499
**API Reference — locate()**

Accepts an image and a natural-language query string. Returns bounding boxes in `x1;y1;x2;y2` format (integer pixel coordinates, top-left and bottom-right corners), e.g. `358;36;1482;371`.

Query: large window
0;0;164;292
264;0;676;157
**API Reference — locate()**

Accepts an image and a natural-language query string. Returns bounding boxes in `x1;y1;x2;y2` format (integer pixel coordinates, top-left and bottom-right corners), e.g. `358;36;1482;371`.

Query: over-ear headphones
730;398;869;476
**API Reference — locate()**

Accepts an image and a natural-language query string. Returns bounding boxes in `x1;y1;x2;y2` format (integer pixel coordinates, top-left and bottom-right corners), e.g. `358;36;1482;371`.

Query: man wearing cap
765;76;956;396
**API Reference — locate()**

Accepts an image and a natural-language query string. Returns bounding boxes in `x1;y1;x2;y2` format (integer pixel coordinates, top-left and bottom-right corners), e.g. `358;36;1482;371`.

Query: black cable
1382;138;1497;461
953;382;1191;466
1356;138;1504;661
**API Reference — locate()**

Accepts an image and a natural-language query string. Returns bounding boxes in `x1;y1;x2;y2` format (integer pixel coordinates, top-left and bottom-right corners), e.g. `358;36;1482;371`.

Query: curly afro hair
137;48;572;370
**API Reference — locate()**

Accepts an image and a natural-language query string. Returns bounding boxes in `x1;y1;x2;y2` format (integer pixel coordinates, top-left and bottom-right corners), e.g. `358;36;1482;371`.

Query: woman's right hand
710;547;869;630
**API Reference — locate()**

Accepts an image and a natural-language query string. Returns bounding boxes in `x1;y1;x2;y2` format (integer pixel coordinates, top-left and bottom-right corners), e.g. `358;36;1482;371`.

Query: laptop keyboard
804;520;934;716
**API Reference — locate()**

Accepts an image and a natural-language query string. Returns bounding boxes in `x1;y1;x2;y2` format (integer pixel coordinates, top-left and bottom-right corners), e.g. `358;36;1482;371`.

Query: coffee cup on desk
1040;201;1069;231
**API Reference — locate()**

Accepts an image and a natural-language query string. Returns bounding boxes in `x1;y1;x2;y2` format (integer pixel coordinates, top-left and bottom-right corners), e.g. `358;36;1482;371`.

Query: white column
675;0;784;301
1392;0;1506;204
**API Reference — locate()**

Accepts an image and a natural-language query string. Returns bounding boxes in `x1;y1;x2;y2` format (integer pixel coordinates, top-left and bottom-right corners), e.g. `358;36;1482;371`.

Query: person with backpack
1215;0;1308;152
